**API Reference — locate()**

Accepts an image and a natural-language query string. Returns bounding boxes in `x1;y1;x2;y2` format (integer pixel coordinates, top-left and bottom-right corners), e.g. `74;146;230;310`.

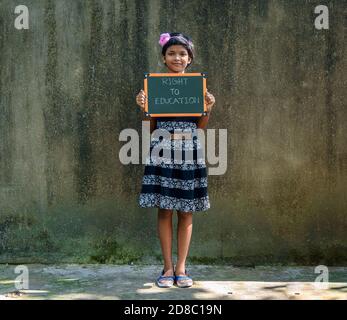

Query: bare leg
175;211;193;277
157;208;174;283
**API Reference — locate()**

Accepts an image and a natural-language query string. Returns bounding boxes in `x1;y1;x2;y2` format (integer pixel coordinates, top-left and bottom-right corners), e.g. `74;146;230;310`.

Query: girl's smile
163;45;192;73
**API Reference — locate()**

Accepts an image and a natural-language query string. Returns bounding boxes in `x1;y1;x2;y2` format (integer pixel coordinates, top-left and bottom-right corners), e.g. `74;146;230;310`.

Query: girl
136;32;215;288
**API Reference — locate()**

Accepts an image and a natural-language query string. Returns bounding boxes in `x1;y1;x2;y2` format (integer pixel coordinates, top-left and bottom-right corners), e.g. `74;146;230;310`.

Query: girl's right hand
136;89;146;112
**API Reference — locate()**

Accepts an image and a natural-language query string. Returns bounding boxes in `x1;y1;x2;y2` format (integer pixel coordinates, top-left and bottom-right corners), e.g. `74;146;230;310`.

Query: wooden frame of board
143;73;207;117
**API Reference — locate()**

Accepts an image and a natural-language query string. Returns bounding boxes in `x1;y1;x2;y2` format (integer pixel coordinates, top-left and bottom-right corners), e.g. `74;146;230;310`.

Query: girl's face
163;45;192;73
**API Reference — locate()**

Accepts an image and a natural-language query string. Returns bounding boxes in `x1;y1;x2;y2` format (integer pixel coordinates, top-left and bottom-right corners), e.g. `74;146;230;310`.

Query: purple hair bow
158;33;171;47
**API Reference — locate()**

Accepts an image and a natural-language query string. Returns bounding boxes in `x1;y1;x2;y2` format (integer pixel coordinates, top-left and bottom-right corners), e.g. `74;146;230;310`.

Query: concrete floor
0;264;346;300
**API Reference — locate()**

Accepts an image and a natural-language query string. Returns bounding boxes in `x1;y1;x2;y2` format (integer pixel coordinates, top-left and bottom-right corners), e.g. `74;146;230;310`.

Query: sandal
175;270;193;288
156;269;175;288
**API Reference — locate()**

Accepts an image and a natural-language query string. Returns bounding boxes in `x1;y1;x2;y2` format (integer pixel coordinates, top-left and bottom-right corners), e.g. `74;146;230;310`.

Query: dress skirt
138;119;210;213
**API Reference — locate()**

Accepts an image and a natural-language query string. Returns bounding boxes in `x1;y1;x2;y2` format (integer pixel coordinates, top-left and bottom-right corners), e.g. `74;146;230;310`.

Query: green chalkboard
144;73;207;117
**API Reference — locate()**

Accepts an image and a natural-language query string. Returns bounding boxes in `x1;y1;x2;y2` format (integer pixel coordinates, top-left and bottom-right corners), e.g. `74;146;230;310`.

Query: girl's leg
157;208;174;278
175;211;193;276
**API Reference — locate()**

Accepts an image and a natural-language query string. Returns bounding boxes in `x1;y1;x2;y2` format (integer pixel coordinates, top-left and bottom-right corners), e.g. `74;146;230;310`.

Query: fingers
137;90;146;100
205;89;213;98
136;90;147;110
205;90;215;113
205;92;215;104
137;96;146;105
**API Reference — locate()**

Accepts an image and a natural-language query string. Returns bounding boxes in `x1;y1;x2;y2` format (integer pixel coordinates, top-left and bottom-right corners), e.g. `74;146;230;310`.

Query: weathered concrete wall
0;0;346;265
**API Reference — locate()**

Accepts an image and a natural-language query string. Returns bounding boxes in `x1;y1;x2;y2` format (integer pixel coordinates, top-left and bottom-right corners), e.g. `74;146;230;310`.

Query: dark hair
161;32;195;67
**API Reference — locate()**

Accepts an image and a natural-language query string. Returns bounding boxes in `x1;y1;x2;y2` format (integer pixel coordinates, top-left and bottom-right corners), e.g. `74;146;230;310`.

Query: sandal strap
157;269;175;282
158;275;175;281
175;275;192;281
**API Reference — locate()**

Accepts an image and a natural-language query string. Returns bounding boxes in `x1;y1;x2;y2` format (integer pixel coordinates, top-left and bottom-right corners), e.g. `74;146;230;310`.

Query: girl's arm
137;89;157;134
142;113;157;134
197;113;210;130
149;117;157;134
197;90;215;129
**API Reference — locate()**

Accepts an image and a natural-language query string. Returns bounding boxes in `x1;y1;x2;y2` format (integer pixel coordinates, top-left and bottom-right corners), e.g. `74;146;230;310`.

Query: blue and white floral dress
138;117;210;212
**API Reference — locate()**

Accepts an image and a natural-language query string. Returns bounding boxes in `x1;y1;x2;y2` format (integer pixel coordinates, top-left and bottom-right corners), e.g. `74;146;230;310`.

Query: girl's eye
168;52;187;56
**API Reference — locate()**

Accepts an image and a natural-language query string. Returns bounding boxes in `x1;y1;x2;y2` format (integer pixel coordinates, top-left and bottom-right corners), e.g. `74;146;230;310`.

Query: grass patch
88;236;143;264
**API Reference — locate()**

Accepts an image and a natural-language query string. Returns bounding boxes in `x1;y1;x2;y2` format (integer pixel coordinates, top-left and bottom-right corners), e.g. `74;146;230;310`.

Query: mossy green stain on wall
75;0;104;203
0;5;14;186
323;12;338;183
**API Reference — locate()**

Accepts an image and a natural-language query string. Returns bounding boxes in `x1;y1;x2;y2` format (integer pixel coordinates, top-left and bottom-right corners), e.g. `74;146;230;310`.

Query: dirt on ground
0;264;346;300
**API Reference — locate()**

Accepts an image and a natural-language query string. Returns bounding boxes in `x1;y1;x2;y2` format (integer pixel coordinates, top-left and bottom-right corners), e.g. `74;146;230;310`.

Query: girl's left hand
205;90;216;113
